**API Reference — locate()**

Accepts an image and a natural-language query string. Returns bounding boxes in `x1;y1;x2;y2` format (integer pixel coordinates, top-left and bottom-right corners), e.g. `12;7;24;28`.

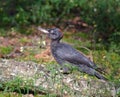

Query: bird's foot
60;67;71;74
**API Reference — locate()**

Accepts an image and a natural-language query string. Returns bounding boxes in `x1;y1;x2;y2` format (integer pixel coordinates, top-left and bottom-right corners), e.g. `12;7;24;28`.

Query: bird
38;27;107;80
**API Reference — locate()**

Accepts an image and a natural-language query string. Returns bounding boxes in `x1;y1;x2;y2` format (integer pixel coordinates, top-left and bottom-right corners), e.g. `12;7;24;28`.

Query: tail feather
96;67;107;75
77;64;108;81
95;71;108;81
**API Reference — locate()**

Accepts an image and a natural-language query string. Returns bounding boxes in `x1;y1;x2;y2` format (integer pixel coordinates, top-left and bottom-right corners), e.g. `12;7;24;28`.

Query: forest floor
0;25;120;96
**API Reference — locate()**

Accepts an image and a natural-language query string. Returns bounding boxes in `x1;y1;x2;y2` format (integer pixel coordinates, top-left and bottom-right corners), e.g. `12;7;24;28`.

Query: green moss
0;46;13;55
19;37;30;44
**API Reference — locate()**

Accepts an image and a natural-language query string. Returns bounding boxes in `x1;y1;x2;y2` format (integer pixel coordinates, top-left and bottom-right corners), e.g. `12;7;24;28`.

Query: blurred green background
0;0;120;51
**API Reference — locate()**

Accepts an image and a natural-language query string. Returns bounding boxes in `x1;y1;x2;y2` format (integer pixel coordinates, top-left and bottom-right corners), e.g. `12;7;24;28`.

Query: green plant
0;46;13;55
84;0;120;48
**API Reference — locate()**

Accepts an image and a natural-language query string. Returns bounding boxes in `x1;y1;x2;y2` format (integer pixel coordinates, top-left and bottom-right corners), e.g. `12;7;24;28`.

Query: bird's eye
50;31;56;35
50;30;54;33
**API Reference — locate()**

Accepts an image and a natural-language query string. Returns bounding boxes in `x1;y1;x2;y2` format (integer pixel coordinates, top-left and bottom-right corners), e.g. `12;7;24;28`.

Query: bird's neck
51;40;60;46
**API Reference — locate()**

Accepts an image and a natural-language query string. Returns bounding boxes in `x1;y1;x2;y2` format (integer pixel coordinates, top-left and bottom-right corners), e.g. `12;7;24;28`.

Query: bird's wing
56;43;97;69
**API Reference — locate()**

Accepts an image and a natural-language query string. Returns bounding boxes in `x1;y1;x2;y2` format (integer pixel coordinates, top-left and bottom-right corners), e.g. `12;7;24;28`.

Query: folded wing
56;43;98;69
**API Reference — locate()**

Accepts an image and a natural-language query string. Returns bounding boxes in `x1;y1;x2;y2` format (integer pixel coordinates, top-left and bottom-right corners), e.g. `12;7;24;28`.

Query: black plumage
38;27;107;80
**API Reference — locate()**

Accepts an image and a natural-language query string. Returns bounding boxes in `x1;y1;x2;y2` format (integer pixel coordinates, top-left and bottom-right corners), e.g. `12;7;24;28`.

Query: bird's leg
60;66;71;74
58;63;72;74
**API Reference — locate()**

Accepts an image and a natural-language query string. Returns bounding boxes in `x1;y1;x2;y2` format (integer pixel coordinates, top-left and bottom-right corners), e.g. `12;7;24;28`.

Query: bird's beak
37;27;49;34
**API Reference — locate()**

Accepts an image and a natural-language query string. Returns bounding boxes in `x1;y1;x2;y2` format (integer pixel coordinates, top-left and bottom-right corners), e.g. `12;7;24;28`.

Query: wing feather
56;43;97;69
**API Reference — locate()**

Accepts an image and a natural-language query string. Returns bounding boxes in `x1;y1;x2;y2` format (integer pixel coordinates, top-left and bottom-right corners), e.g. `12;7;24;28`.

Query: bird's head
38;27;63;41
